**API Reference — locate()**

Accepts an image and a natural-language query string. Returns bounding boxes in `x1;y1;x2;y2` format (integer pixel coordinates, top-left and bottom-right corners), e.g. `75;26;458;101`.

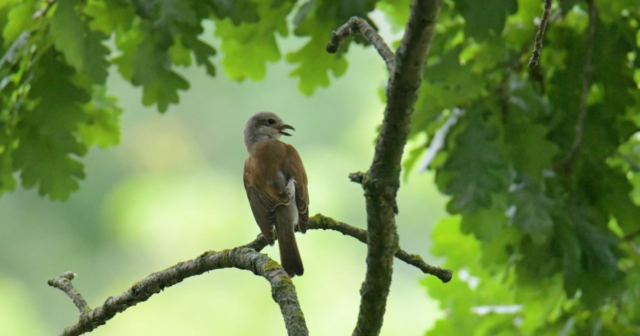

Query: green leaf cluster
0;0;381;199
1;0;121;200
391;0;640;334
287;0;377;94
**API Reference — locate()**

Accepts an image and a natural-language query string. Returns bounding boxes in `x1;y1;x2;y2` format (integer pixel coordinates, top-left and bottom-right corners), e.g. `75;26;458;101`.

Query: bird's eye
267;119;276;125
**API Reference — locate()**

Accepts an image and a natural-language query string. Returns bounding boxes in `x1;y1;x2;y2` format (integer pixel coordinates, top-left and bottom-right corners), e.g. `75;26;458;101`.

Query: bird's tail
275;213;304;277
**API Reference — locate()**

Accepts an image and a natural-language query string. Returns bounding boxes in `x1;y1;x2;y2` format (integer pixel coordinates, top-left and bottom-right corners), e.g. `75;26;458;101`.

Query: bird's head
244;112;295;151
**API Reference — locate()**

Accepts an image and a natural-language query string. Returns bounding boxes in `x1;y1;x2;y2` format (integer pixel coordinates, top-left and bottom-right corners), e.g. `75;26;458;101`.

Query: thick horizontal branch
50;248;307;336
326;16;395;73
243;214;452;283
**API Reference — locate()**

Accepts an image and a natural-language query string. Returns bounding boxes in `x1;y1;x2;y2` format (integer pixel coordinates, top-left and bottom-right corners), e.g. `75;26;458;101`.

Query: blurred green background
0;17;449;335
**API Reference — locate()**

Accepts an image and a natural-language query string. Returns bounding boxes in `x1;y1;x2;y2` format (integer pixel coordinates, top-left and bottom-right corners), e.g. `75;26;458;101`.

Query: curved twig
47;272;90;314
49;248;307;336
326;16;395;73
309;214;452;282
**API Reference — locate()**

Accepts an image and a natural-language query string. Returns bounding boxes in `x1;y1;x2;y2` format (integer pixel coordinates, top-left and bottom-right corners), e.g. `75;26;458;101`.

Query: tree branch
328;1;444;336
50;213;450;336
555;0;597;172
48;272;91;314
326;16;395;73
348;171;365;184
310;214;451;282
50;248;307;336
528;0;552;68
244;214;452;282
32;0;57;20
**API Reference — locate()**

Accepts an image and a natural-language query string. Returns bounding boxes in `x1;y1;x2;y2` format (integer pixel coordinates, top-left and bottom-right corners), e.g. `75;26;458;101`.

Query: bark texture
349;1;444;335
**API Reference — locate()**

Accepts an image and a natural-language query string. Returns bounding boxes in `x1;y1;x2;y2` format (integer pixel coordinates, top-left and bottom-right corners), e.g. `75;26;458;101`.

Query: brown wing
282;144;309;233
244;183;276;244
244;142;292;244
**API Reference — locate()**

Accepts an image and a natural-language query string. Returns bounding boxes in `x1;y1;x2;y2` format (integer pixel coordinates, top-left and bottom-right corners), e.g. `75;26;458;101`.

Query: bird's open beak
278;124;295;136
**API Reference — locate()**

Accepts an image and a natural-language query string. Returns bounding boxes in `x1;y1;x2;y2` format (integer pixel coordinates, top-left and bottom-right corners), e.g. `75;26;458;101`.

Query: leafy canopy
0;0;372;200
403;0;640;335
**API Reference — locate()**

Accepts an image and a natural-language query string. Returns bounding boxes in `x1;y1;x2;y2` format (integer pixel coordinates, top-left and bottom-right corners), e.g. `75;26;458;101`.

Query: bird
243;112;309;277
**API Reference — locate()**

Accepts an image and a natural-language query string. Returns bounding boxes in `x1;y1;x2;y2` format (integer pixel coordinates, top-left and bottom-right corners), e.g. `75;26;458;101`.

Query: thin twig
496;36;537;119
47;272;91;314
0;32;30;71
496;10;562;119
326;16;395;73
555;0;597;171
528;0;553;68
310;214;452;282
32;0;58;20
244;214;452;282
623;229;640;242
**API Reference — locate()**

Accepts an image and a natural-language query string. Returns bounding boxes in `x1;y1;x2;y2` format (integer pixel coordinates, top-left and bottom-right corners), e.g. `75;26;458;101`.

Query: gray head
244;112;295;151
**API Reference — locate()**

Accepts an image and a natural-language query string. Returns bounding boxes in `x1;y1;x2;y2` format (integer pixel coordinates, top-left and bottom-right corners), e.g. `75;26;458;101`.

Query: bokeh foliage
1;0;640;335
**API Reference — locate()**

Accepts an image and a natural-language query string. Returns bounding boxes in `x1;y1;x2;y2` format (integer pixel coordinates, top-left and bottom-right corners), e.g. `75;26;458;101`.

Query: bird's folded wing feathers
244;167;291;244
282;144;309;231
245;185;280;244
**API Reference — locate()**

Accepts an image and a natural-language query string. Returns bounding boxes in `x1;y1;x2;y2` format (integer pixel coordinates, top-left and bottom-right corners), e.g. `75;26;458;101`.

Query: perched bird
243;112;309;277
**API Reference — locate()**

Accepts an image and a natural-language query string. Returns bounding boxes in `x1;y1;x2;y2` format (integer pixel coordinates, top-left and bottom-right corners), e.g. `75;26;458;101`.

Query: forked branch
328;1;446;336
245;214;453;282
50;214;450;336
